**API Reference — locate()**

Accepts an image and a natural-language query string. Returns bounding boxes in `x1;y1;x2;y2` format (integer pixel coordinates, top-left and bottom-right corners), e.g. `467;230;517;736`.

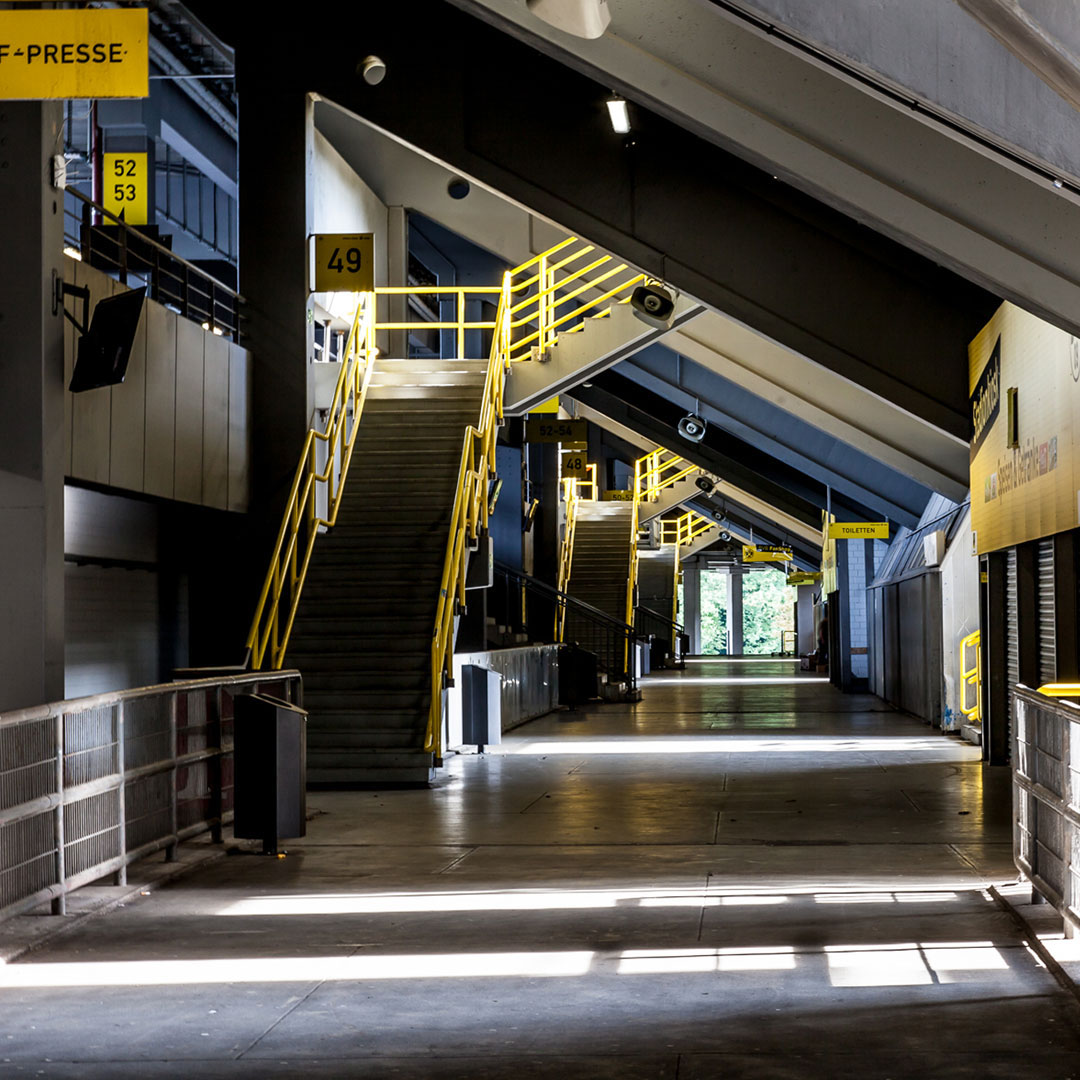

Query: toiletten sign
969;301;1080;554
0;9;148;99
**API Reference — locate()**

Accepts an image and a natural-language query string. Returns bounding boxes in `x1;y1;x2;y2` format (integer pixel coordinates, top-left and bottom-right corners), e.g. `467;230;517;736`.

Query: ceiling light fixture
526;0;611;39
606;97;631;134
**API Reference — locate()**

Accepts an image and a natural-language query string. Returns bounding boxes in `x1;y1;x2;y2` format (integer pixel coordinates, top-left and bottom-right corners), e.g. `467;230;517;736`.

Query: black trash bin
233;693;307;854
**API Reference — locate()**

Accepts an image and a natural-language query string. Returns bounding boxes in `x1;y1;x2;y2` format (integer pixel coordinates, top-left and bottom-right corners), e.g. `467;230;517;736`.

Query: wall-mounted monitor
68;287;146;393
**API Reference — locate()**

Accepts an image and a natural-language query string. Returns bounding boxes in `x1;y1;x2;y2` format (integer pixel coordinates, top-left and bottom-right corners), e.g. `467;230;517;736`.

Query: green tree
699;571;728;653
742;569;795;653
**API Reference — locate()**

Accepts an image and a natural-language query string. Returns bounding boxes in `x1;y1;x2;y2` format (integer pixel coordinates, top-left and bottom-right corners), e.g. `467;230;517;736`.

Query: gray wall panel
201;333;230;510
227;344;250;512
142;303;176;499
173;318;205;504
108;302;147;493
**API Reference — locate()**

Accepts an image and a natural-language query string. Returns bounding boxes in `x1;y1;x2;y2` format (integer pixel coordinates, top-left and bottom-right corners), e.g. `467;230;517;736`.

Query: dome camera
630;282;675;330
359;55;387;85
719;531;732;542
678;413;707;443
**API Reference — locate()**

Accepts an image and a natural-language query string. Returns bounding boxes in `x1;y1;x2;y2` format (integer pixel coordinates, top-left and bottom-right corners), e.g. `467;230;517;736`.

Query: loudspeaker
678;413;707;442
630;283;675;330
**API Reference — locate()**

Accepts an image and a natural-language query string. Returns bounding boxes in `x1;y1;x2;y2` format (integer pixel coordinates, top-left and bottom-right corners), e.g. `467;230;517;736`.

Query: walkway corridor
2;660;1078;1078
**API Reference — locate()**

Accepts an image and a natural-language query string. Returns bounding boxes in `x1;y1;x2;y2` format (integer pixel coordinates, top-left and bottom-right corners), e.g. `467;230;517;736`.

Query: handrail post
114;701;127;885
165;691;178;862
51;711;66;915
458;289;466;359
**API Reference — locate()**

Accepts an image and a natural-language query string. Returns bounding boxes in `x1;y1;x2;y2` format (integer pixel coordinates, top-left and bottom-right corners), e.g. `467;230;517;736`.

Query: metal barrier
1013;685;1080;931
63;187;242;340
781;629;798;656
0;670;301;922
960;630;982;725
495;562;637;693
636;605;688;667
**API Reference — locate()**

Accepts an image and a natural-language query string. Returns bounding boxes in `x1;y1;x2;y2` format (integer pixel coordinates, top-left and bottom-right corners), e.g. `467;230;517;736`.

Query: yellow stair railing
960;630;982;724
659;510;716;548
247;233;651;756
246;295;377;670
555;477;579;641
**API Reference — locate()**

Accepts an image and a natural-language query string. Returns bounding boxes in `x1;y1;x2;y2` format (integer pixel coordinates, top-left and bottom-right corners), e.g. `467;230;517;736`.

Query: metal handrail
781;629;798;655
63;186;242;339
428;274;513;756
555;476;579;640
246;296;377;669
0;669;301;922
660;511;716;548
495;562;638;693
960;629;982;722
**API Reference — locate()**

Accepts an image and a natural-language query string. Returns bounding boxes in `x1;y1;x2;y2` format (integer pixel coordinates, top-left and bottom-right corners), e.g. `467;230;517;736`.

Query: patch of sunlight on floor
616;947;796;975
502;736;950;755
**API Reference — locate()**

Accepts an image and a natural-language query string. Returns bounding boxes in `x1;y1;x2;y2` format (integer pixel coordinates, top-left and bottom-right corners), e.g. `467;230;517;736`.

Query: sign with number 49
313;233;375;292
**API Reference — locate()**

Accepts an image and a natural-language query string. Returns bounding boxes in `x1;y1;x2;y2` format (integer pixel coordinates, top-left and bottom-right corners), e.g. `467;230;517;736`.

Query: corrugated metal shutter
1038;538;1056;686
1006;547;1019;753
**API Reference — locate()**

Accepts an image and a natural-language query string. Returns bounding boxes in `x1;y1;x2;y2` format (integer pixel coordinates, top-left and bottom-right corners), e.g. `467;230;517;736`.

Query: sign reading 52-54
312;233;374;292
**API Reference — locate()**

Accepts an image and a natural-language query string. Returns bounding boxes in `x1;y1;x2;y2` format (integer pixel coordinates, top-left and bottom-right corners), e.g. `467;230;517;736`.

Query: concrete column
0;103;66;710
386;204;408;358
683;561;701;654
238;87;313;509
727;570;744;655
796;584;816;655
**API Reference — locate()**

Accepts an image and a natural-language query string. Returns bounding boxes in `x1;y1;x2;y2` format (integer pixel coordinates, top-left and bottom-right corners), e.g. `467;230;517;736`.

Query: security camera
630;282;675;330
719;531;732;542
695;475;715;496
359;55;387;85
678;413;707;443
526;0;611;38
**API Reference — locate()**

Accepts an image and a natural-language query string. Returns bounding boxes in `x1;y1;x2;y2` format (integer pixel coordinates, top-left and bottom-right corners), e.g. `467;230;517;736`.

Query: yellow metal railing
246;295;377;670
782;629;798;656
555;477;579;641
960;630;982;724
428;274;513;755
249;233;650;754
506;238;645;362
659;511;716;548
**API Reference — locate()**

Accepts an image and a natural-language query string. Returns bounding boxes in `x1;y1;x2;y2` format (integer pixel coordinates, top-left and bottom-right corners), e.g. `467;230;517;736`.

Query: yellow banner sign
526;418;587;448
969;302;1079;554
787;571;822;586
827;521;889;540
313;234;375;292
0;9;148;99
602;490;633;501
103;152;147;225
743;544;793;563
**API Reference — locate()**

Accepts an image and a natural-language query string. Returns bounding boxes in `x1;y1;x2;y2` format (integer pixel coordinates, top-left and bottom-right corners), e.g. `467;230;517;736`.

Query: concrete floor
2;659;1077;1078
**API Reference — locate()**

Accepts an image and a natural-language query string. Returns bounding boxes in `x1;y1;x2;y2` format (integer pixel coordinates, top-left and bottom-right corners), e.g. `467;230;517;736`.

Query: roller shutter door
1006;547;1019;758
1038;538;1056;687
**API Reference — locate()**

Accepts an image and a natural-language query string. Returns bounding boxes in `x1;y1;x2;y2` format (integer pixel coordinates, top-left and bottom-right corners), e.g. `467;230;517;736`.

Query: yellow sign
561;451;589;479
603;490;633;501
531;396;560;414
0;9;148;99
787;571;822;586
103;152;147;226
969;302;1080;554
827;521;889;540
743;544;793;563
526;418;587;449
313;233;375;292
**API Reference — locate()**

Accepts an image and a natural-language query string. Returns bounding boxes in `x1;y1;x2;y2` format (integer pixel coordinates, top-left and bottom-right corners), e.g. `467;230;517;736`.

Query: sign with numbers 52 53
312;233;374;292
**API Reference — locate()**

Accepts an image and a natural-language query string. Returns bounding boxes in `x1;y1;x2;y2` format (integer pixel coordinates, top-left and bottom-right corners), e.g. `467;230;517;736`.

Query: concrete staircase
564;503;635;670
504;293;702;415
287;357;486;785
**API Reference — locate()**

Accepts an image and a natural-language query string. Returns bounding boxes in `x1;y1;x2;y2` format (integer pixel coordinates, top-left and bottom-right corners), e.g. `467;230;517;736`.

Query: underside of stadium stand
3;1;1080;1074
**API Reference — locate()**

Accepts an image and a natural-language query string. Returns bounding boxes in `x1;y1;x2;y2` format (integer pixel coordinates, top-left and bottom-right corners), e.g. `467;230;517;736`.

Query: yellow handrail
659;510;716;548
960;630;982;722
246;295;378;669
555;476;579;640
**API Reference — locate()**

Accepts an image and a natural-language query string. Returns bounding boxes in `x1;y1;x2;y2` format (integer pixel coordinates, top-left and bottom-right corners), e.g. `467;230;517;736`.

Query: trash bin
233;693;307;854
461;664;503;750
559;646;599;706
